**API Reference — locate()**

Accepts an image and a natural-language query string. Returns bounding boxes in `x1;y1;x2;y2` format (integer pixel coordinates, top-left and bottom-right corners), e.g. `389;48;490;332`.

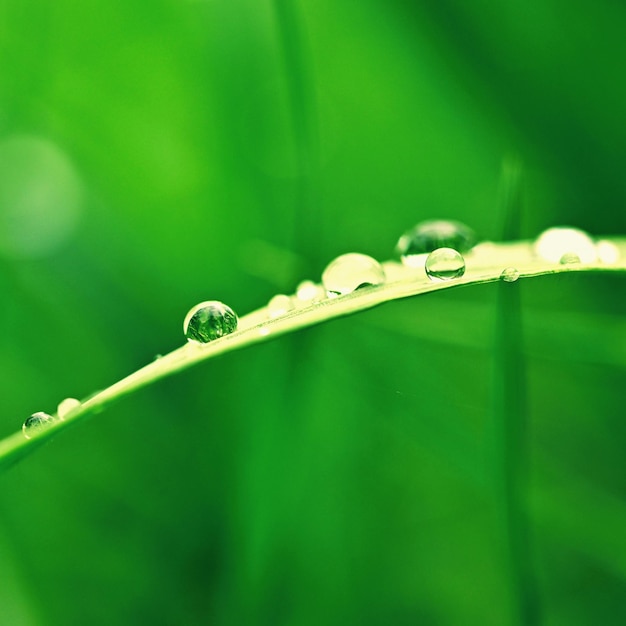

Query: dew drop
322;253;385;296
500;267;520;282
596;240;620;264
425;247;466;281
397;220;476;267
534;227;596;263
268;294;294;318
296;280;325;302
22;411;55;439
183;301;238;343
57;397;81;420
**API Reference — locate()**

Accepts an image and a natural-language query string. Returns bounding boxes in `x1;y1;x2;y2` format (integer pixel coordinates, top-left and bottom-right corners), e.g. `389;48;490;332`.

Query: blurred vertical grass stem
493;159;541;625
273;0;320;269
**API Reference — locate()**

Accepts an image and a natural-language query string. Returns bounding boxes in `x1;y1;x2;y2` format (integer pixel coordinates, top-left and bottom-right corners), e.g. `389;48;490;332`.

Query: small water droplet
322;253;385;295
23;411;55;439
57;398;81;420
296;280;324;302
183;301;238;343
534;227;596;263
559;252;581;265
596;240;620;264
500;267;520;282
425;247;466;281
267;294;294;318
397;220;476;267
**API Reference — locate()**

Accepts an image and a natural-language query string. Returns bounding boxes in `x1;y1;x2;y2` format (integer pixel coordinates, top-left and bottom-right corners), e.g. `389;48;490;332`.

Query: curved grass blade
1;237;625;471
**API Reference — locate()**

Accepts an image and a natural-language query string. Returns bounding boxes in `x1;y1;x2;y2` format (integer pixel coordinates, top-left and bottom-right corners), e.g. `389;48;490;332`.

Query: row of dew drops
23;222;620;438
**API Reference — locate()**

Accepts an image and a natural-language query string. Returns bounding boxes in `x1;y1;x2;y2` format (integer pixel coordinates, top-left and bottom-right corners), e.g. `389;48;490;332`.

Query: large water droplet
322;253;385;296
534;227;596;263
23;411;55;439
397;220;476;267
267;294;294;318
500;267;520;282
58;398;81;420
183;301;238;343
425;247;466;281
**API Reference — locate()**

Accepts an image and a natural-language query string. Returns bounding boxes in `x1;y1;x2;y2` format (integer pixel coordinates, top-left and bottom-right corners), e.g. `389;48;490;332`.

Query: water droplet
322;253;385;295
596;240;620;264
425;247;466;281
397;220;476;267
57;398;80;420
22;411;55;439
534;227;596;263
267;294;294;318
500;267;520;282
296;280;324;302
183;301;238;343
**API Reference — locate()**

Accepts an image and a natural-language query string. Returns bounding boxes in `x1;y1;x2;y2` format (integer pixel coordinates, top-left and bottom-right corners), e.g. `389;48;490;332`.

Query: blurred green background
1;1;625;624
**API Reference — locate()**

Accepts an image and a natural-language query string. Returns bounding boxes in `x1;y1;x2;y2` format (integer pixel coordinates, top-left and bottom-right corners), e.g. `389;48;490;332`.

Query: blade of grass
0;236;625;471
272;0;320;269
492;160;541;625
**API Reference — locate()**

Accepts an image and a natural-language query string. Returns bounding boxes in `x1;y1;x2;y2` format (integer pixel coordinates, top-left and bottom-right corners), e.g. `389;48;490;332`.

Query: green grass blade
0;237;625;472
492;161;541;625
273;0;320;268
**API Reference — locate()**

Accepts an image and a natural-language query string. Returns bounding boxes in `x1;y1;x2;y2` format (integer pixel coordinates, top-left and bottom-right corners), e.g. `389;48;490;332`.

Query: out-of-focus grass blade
492;160;542;625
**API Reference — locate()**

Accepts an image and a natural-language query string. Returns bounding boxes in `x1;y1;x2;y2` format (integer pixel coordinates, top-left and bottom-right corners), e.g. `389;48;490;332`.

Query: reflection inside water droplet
322;253;385;295
397;220;476;267
23;411;55;439
500;267;520;282
425;248;466;281
183;301;238;343
57;398;81;420
534;227;596;263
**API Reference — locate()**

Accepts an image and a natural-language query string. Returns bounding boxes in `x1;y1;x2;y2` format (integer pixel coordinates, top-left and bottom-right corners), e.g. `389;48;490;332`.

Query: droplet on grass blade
500;267;520;282
296;280;324;302
559;252;581;265
596;240;620;264
183;301;238;343
322;253;385;296
397;220;476;267
57;398;81;420
267;294;294;318
534;227;596;263
425;248;466;281
23;412;55;439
